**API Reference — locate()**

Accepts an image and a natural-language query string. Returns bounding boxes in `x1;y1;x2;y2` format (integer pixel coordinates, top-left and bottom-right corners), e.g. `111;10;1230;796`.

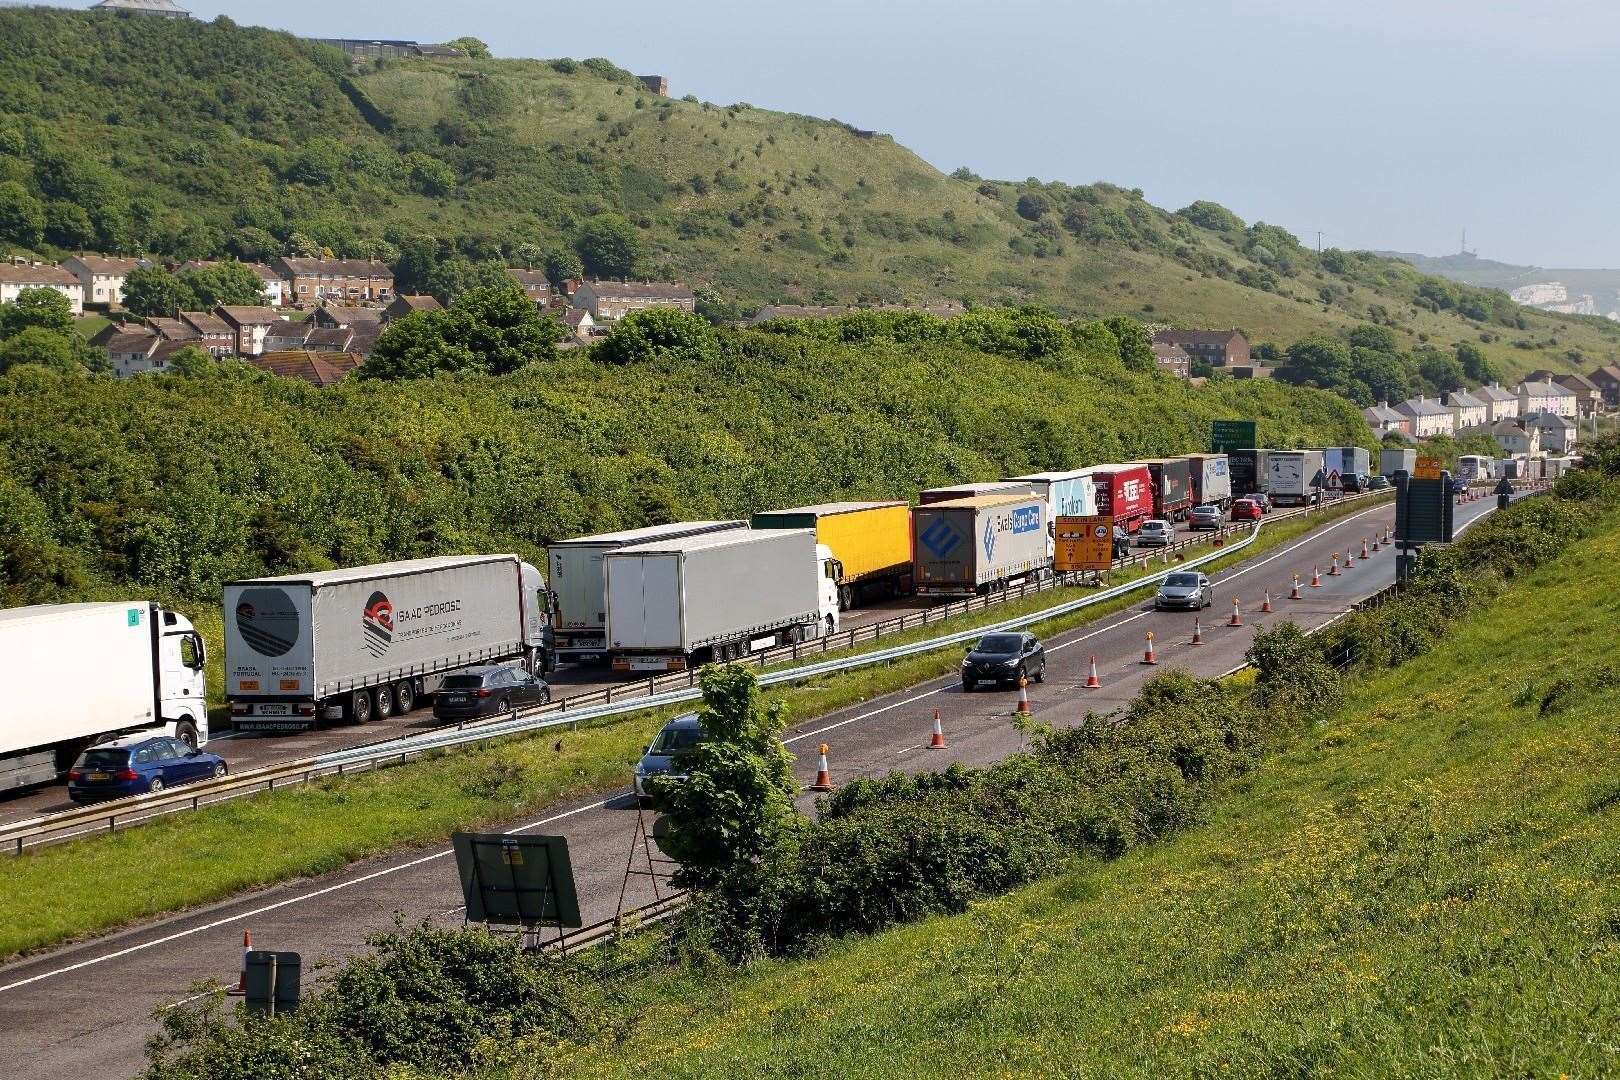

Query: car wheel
394;680;416;715
350;689;373;724
148;777;165;794
1034;666;1044;684
174;721;199;751
542;688;552;705
500;696;513;713
213;762;228;779
373;684;395;721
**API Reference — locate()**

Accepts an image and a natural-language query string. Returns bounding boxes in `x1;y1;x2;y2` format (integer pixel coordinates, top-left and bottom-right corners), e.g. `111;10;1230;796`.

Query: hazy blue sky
159;0;1618;266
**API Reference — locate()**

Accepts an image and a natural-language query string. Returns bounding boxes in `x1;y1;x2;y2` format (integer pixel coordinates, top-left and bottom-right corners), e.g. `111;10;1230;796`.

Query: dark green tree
121;266;197;317
177;263;263;308
543;246;584;287
0;181;46;247
1415;348;1466;395
594;308;718;365
1455;341;1497;384
574;214;640;278
0;327;77;373
1346;323;1399;353
1282;334;1351;388
1102;316;1155;372
0;287;74;337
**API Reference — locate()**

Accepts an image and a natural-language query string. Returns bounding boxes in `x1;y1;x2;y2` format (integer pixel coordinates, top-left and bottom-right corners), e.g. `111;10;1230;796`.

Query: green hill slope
1;8;1616;379
542;499;1620;1077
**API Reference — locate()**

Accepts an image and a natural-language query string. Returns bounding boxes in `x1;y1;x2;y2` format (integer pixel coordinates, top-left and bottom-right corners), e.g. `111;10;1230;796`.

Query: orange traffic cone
1228;596;1243;626
1190;616;1205;646
1140;631;1158;665
227;930;251;995
1015;677;1032;715
1371;535;1380;553
1328;554;1341;576
810;744;833;792
928;709;947;750
1361;538;1370;559
1261;590;1274;613
1084;655;1102;688
1311;565;1323;588
1344;548;1356;569
1290;574;1303;600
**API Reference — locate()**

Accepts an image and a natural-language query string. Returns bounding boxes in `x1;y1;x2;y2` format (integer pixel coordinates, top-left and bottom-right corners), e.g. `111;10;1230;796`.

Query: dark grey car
433;664;550;721
1155;571;1213;610
961;632;1045;691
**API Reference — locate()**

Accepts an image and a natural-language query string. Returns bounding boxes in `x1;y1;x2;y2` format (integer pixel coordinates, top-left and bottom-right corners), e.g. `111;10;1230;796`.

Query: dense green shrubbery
0;316;1369;606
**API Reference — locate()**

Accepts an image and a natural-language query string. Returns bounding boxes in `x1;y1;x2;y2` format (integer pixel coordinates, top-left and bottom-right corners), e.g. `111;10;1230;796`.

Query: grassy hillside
1;8;1616;379
541;502;1620;1077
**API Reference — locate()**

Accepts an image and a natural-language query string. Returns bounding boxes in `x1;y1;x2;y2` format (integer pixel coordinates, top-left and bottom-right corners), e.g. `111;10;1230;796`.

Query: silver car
1155;571;1212;610
1135;519;1175;547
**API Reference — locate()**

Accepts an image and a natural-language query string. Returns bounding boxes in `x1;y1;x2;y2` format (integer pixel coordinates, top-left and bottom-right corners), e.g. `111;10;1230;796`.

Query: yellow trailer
751;501;912;610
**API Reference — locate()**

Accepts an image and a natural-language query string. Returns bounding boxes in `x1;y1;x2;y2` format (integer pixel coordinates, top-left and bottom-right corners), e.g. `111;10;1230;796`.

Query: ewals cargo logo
919;517;963;560
983;505;1041;560
362;591;394;658
235;588;299;658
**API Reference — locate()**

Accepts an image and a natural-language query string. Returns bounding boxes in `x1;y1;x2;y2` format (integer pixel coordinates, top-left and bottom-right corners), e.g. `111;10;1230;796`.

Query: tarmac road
0;494;1504;1079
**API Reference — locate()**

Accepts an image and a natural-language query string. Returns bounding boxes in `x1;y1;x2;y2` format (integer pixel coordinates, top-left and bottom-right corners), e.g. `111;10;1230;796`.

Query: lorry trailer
1002;469;1100;521
1380;448;1417;477
1267;450;1327;506
1325;446;1372;490
1091;465;1155;532
911;493;1048;596
1129;458;1194;521
918;480;1038;505
224;555;549;731
1227;449;1271;497
548;521;745;661
1;602;208;790
1186;454;1232;509
604;529;839;671
751;501;912;610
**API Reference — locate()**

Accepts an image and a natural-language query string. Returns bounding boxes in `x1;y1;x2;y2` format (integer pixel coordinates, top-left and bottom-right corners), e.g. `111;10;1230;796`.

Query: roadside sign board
1325;468;1342;490
1054;515;1115;572
1396;473;1454;544
1415;456;1444;480
1211;419;1258;454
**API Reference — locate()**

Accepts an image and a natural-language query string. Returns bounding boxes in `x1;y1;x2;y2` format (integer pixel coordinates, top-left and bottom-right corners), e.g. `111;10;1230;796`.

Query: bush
593;307;719;366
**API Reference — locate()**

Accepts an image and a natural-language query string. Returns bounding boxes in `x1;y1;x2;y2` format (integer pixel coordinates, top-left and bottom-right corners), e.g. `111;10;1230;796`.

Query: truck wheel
394;681;416;715
373;684;395;721
838;584;854;611
350;689;373;724
174;721;199;751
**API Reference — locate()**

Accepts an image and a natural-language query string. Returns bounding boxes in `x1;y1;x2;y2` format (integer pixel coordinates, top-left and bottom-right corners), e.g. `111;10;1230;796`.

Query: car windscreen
80;749;129;769
976;634;1022;653
651;727;706;754
441;674;487;690
1164;574;1199;587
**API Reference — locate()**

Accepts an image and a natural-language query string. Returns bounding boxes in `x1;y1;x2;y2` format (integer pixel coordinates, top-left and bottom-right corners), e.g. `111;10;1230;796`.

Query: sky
151;0;1620;267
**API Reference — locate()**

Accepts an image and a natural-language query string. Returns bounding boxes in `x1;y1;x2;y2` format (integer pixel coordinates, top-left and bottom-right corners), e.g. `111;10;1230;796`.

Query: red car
1230;498;1263;522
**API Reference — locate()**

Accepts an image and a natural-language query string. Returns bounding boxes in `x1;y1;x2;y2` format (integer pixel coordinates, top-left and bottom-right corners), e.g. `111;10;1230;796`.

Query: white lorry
1186;454;1233;509
604;529;840;672
1267;450;1327;507
224;555;549;731
911;492;1049;596
548;521;745;663
0;602;209;791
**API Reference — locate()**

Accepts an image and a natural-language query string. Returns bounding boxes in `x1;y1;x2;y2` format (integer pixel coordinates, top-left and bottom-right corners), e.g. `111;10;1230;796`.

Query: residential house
1149;328;1251;369
1;263;85;314
176;260;286;306
561;308;595;343
1526;411;1578;453
92;0;190;16
748;304;851;324
104;330;190;378
1517;379;1577;418
1588;364;1620;408
263;320;354;354
383;294;443;323
1394;395;1456;438
270;257;394;303
247;350;362;386
505;269;552;306
145;316;193;341
311;305;383;355
1363;401;1412;436
216;306;285;356
60;255;147;308
571;280;695;321
1150;342;1191;379
1486;418;1539;457
1444;389;1487;431
178;311;235;357
1551;372;1603;417
1474;382;1519;422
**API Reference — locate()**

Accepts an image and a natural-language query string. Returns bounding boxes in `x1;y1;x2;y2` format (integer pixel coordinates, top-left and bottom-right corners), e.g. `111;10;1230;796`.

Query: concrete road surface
0;495;1504;1079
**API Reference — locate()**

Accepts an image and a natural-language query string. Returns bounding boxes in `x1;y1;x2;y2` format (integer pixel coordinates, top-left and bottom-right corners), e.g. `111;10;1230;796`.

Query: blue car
67;734;227;803
633;713;706;806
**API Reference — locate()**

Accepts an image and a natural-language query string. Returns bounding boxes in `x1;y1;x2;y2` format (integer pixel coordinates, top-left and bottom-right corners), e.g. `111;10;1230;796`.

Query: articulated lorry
1186;454;1232;509
1318;446;1372;491
1266;449;1327;506
1227;449;1271;497
1091;465;1155;532
911;493;1047;596
604;529;839;672
0;603;209;791
751;501;912;610
1129;458;1194;521
548;521;745;662
224;555;549;731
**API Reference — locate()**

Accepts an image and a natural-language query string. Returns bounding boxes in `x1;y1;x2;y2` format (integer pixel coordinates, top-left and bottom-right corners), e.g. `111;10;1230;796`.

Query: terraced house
270;257;394;303
1475;382;1519;422
572;280;695;321
59;254;147;307
1394;395;1455;438
0;262;83;313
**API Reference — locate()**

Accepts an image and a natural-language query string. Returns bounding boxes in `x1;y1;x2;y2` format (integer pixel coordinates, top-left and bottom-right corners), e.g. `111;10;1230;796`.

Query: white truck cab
816;543;842;637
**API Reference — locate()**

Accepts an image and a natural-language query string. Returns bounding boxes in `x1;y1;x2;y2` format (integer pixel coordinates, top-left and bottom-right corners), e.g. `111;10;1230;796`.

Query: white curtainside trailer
604;530;840;672
224;555;548;731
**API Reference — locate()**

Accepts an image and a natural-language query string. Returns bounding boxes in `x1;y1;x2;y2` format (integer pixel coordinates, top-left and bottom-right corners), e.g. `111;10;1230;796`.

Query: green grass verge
540;505;1620;1079
0;495;1383;962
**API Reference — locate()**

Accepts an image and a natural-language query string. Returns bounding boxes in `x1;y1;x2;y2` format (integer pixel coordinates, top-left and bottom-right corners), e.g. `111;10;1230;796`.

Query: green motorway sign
1211;419;1257;453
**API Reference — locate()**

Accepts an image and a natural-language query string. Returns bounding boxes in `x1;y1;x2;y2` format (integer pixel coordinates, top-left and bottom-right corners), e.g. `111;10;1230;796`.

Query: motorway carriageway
0;495;1504;1080
0;515;1223;831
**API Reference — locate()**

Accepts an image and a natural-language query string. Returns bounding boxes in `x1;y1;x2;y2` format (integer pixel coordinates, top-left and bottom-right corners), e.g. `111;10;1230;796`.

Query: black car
962;631;1046;691
433;665;551;721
